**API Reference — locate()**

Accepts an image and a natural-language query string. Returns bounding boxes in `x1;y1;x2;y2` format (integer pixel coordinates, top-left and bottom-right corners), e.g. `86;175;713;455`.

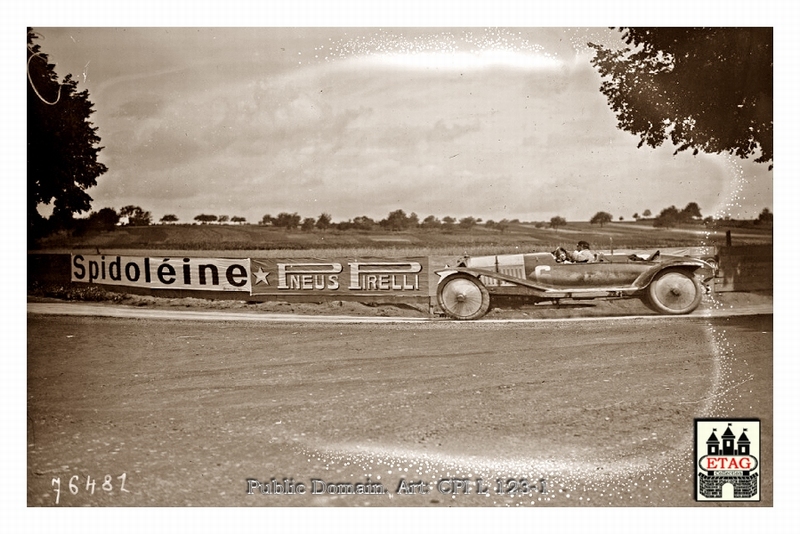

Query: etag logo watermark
695;419;760;501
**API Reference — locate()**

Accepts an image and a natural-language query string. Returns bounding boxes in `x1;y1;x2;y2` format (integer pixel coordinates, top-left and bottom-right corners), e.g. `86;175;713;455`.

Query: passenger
553;247;571;263
568;241;597;263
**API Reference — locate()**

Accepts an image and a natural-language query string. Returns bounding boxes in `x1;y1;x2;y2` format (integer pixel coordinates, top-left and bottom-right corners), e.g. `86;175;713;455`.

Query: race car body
435;251;714;320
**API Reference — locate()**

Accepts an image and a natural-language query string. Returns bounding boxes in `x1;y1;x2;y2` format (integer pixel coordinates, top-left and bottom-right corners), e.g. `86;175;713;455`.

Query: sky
28;25;773;225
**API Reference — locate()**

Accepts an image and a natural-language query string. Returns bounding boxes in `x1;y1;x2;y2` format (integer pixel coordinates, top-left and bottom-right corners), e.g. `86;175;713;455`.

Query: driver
568;241;597;263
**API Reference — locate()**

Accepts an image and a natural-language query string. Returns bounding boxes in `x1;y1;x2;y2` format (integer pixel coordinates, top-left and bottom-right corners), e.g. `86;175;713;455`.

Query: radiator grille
483;265;526;286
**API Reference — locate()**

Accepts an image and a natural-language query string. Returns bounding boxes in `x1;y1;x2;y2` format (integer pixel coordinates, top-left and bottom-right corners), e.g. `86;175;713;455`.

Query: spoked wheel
645;269;703;315
437;274;490;320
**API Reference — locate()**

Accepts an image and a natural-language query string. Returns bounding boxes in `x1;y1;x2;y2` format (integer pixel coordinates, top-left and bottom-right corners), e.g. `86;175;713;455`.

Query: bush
29;282;125;302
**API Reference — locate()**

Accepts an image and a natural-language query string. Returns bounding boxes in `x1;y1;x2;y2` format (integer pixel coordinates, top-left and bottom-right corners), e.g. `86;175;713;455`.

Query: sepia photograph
14;1;792;528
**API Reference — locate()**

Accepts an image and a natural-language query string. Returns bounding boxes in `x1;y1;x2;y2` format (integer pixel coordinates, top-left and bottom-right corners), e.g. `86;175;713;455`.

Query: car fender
435;267;552;292
633;258;712;289
435;269;461;282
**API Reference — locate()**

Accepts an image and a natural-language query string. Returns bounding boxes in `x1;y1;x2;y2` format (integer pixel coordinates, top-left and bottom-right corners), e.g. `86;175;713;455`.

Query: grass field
32;220;772;257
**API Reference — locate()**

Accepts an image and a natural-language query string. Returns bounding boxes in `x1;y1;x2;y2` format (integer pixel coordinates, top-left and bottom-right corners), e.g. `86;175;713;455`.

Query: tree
194;214;218;224
420;215;441;229
351;215;375;230
315;212;332;230
642;209;652;218
260;214;274;226
549;216;567;230
590;211;613;227
458;216;477;229
87;208;119;231
274;212;301;230
160;214;179;224
230;216;247;224
589;28;772;168
381;209;411;231
28;29;108;243
119;205;151;226
653;206;681;228
680;202;702;221
218;215;229;224
301;217;316;231
757;207;773;224
633;213;640;220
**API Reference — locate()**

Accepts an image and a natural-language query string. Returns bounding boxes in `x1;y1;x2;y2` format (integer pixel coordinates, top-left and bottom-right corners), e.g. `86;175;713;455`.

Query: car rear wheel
646;269;703;315
437;274;490;320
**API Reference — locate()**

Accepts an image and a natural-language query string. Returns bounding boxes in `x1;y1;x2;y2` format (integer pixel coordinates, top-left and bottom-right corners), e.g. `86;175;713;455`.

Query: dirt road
27;310;772;507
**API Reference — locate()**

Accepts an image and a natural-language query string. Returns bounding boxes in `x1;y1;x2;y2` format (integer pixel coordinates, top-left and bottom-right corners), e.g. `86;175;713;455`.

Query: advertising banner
249;257;430;297
71;254;252;292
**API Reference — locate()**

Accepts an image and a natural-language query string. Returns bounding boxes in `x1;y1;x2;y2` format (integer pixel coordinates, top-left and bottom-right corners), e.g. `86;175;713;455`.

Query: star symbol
253;267;270;285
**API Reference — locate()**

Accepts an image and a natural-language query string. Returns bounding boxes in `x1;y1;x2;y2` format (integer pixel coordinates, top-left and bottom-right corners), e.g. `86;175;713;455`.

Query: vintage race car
435;251;715;320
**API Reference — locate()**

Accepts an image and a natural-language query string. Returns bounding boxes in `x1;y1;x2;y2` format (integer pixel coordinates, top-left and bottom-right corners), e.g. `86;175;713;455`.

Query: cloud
356;50;563;71
71;28;770;223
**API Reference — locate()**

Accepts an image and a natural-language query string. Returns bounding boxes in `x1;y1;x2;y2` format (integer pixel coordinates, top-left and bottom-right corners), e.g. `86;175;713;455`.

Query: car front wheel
646;269;703;315
437;274;490;320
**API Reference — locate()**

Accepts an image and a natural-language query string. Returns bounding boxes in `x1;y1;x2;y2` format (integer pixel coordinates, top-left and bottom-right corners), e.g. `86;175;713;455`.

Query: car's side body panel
438;252;711;298
435;251;713;319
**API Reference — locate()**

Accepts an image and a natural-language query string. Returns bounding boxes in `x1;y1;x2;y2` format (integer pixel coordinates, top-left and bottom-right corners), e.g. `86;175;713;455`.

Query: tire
645;269;703;315
437;274;490;320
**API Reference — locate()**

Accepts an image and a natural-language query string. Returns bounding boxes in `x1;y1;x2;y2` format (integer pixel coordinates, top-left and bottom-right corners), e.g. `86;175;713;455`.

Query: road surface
27;305;772;507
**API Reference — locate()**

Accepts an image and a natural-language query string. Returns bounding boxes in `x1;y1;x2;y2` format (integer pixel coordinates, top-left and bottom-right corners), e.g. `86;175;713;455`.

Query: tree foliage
194;214;218;224
681;202;702;220
458;216;477;229
87;208;120;232
380;209;413;231
301;217;316;231
549;216;567;230
652;206;681;228
28;29;108;242
589;28;772;168
495;219;511;233
757;207;773;224
315;213;332;230
350;216;376;231
590;211;613;227
119;205;151;226
274;212;301;229
160;214;179;224
420;215;441;229
650;203;703;227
